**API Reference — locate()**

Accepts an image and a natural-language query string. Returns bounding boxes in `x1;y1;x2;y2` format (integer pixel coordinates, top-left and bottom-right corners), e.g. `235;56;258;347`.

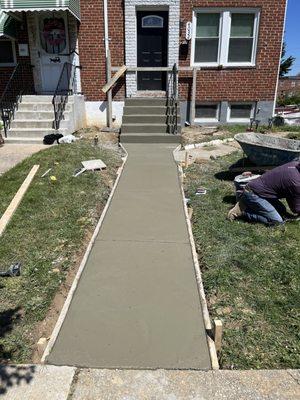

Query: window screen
228;14;255;62
196;104;219;119
230;104;253;119
0;41;14;64
194;13;220;63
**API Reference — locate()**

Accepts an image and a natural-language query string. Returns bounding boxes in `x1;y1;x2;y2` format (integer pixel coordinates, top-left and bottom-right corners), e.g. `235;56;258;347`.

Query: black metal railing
52;62;81;130
167;63;178;135
0;63;34;137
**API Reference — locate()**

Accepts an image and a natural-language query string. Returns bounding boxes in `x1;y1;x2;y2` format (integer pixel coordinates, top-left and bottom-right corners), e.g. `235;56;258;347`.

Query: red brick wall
179;0;287;102
0;14;34;97
78;0;125;102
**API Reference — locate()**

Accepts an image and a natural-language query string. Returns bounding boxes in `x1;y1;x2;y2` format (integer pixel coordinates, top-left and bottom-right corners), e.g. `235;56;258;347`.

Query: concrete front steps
5;95;72;144
121;98;181;144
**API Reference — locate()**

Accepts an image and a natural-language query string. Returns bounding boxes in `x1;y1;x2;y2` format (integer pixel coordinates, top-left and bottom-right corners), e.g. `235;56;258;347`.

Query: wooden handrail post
106;49;113;128
190;67;197;126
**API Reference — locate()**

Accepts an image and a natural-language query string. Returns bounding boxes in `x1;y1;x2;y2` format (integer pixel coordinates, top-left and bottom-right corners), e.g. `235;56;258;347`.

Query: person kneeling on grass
228;161;300;225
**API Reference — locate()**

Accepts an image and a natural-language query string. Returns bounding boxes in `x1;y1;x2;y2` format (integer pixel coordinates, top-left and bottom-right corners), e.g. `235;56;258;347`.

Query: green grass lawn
185;152;300;370
0;141;122;363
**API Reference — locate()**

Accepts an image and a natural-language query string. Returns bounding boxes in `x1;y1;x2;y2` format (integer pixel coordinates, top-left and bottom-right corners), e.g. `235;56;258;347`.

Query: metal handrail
52;62;81;130
0;63;34;137
167;63;178;135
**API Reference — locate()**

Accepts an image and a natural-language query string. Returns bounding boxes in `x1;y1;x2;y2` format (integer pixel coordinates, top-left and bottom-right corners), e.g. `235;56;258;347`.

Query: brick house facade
0;0;287;128
278;76;300;97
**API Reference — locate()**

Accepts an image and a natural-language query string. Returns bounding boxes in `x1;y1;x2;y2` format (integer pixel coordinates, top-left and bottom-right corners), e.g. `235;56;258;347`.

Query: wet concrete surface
47;144;211;369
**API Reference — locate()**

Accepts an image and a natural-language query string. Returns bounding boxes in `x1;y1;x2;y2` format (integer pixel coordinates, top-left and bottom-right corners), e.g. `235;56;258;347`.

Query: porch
0;0;85;141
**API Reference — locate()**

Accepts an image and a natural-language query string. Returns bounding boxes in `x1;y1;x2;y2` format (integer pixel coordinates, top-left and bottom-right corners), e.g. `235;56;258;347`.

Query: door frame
124;1;180;98
35;11;71;93
136;10;169;92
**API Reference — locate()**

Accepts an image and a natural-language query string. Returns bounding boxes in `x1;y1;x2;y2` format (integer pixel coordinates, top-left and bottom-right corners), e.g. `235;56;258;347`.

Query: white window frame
195;102;220;123
191;8;260;68
227;102;255;123
0;38;17;67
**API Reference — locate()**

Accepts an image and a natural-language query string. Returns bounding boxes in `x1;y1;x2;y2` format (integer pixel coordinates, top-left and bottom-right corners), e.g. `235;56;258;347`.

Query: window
195;103;220;121
194;13;220;63
142;15;164;28
0;40;16;66
192;9;260;67
228;103;254;122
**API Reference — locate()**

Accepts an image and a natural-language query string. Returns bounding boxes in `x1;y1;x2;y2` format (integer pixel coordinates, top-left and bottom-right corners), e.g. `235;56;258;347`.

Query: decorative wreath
42;18;66;46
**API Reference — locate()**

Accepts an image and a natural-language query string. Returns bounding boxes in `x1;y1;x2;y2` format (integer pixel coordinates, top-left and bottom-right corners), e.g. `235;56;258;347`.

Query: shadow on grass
222;195;236;205
214;170;237;182
0;365;36;395
0;308;36;395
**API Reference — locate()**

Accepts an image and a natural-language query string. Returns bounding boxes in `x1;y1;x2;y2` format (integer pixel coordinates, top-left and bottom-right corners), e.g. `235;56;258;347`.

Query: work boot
227;201;245;221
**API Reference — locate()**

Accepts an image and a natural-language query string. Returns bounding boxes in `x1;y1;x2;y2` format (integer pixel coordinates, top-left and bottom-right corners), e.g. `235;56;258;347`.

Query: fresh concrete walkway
47;144;211;369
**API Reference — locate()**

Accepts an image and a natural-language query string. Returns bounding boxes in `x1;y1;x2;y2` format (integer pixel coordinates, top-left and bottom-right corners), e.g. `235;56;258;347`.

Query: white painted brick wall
124;0;180;97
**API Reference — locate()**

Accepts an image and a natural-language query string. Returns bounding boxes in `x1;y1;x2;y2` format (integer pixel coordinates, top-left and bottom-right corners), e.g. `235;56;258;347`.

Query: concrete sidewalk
1;365;299;399
0;144;45;175
47;143;211;369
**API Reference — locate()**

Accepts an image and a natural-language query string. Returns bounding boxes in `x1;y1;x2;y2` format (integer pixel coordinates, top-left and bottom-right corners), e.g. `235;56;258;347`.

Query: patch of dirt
78;126;119;149
181;126;231;145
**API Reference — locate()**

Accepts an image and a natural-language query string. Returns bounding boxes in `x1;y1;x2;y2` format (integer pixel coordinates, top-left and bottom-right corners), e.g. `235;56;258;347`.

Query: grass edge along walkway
185;151;300;370
0;140;122;363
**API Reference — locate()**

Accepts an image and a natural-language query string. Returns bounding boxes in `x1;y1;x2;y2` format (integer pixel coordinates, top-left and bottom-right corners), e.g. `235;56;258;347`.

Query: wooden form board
0;165;39;237
102;65;127;94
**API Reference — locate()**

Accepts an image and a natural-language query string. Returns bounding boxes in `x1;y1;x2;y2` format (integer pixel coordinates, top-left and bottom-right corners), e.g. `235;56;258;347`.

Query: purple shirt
248;161;300;214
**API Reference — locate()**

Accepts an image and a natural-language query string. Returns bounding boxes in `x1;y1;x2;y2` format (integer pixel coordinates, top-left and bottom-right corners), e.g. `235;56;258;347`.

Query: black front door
137;11;168;91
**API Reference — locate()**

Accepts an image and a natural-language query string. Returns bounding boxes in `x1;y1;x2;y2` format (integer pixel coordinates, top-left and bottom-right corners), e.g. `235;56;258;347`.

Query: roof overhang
0;1;81;21
0;11;18;39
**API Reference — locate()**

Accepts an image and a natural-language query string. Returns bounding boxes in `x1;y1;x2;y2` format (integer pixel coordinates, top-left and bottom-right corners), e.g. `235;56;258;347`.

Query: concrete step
125;98;168;107
120;134;180;144
4;136;46;144
123;106;167;116
18;102;72;112
122;123;181;134
123;115;170;124
123;105;180;116
8;128;67;138
10;119;69;129
22;95;54;103
15;111;64;120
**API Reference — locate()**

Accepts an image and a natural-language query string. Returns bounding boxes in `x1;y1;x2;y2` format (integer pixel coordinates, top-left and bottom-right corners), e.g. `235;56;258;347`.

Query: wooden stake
0;165;39;237
188;207;193;220
213;319;223;352
185;151;189;168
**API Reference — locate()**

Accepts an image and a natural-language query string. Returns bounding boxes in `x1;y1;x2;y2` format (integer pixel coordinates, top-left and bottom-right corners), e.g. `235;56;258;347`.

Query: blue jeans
240;191;284;225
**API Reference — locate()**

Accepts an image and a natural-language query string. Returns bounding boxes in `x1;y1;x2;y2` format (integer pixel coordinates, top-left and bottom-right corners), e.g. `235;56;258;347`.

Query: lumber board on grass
102;65;127;93
0;165;39;237
214;319;223;352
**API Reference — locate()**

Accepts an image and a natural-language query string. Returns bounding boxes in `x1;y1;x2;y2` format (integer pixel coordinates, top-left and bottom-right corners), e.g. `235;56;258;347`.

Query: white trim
227;102;255;123
2;7;79;20
0;38;17;67
274;0;288;117
191;8;260;68
194;102;220;123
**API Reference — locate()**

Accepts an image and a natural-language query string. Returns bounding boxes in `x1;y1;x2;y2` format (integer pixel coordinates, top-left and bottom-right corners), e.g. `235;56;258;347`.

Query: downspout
103;0;109;58
273;0;289;117
103;0;112;127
